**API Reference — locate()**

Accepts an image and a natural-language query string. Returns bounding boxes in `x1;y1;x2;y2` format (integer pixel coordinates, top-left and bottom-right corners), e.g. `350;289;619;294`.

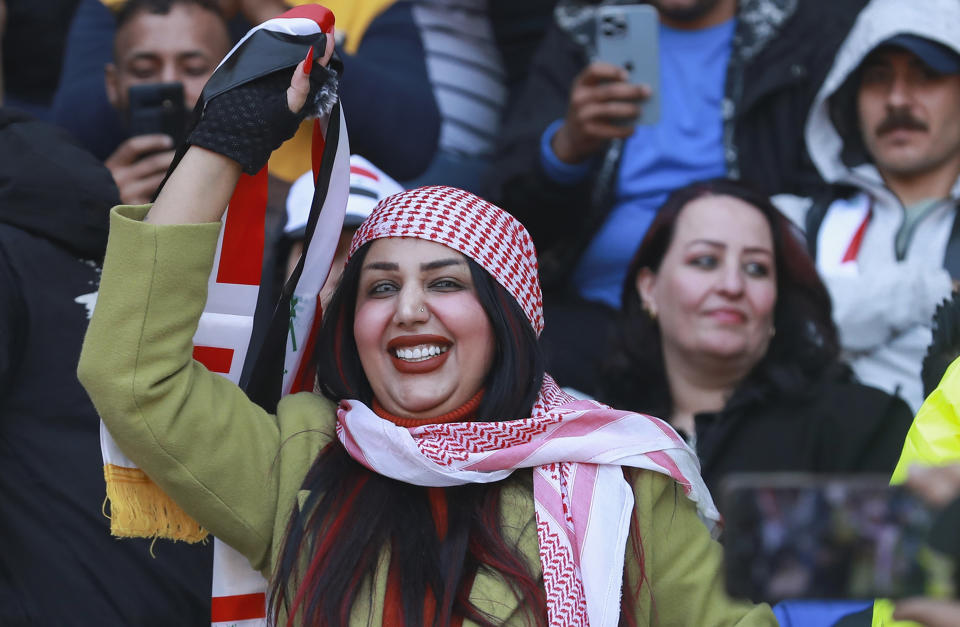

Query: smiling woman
598;178;915;498
77;12;777;625
350;238;496;420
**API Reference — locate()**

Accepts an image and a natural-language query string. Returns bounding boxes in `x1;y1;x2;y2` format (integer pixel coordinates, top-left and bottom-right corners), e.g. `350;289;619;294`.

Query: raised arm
146;34;335;226
78;32;337;569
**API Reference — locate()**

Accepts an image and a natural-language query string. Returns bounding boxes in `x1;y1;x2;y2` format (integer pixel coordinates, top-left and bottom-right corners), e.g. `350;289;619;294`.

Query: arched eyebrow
420;258;465;271
361;258;465;272
686;239;773;255
362;261;398;271
686;238;725;248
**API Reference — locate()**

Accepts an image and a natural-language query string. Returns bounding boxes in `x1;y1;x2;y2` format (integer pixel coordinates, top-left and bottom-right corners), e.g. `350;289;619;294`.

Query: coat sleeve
77;205;295;570
626;471;777;626
825;267;952;352
891;356;960;484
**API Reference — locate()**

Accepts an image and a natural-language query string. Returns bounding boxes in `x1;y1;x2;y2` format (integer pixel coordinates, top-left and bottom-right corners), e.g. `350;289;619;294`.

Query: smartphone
126;82;187;147
594;4;660;125
721;473;953;603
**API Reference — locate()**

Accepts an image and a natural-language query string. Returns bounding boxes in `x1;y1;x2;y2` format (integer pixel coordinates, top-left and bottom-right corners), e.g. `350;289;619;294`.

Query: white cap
284;154;404;237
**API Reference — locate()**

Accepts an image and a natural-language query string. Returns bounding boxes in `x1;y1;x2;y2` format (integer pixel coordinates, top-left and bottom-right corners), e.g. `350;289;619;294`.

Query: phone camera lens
599;14;627;38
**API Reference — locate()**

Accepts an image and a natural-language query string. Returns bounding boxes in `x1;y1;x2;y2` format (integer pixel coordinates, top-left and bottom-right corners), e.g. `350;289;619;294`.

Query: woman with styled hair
599;178;914;496
77;19;775;627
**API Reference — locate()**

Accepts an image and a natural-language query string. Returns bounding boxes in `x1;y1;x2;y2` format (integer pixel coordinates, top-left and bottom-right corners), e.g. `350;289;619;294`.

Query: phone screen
721;473;950;603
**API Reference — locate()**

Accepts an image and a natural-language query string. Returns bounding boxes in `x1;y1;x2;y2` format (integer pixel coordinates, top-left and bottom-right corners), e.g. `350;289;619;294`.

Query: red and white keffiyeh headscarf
338;186;720;627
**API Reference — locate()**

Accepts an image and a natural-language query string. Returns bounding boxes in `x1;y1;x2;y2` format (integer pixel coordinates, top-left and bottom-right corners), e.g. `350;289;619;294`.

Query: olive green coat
78;206;775;625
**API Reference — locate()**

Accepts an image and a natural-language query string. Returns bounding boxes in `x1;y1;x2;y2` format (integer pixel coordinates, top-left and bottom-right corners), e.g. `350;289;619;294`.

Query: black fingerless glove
188;58;340;175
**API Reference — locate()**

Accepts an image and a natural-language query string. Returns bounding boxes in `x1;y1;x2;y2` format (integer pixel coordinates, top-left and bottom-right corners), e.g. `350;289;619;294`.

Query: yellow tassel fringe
103;464;209;543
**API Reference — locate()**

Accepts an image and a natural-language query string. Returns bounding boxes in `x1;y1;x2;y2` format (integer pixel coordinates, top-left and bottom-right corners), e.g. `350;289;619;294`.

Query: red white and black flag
99;6;350;626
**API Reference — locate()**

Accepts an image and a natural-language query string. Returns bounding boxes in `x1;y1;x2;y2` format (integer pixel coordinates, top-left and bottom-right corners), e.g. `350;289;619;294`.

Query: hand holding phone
594;4;660;124
552;63;651;164
105;82;186;204
551;5;659;165
126;82;188;146
104;134;176;205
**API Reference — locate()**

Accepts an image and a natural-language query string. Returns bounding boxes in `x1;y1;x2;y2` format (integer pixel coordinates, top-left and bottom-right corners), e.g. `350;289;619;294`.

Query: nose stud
419;307;425;313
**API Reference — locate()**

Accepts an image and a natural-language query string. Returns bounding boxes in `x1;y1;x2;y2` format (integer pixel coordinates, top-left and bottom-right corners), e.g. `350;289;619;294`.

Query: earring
643;302;657;321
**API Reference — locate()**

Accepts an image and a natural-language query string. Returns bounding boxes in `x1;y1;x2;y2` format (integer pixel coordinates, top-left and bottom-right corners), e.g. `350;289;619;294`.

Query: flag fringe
103;464;209;542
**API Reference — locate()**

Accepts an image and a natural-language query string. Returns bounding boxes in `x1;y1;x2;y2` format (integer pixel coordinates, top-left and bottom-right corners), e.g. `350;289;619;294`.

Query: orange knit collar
371;389;484;427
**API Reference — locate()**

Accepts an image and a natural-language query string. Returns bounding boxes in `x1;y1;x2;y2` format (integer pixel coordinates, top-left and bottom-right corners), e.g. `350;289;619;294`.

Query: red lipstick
387;335;452;374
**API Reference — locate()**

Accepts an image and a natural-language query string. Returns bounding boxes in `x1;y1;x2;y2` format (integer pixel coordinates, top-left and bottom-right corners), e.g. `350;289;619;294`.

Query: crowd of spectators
1;0;960;625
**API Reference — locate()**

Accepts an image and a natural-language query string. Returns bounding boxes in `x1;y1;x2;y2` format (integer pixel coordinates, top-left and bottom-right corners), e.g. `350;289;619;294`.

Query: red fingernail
303;46;314;76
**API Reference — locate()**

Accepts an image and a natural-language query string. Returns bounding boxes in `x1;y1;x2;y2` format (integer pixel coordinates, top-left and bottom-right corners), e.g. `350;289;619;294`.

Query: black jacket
693;375;913;502
610;364;914;503
0;109;212;625
493;0;869;293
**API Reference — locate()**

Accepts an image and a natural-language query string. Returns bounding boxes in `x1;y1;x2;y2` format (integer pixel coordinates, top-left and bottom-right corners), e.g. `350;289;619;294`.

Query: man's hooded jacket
775;0;960;413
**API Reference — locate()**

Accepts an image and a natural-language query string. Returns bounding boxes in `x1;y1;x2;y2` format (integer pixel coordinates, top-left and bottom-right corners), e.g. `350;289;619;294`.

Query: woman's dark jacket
618;370;914;503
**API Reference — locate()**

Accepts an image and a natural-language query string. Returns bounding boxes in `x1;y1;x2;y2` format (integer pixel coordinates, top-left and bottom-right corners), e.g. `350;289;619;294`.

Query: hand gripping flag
98;6;351;626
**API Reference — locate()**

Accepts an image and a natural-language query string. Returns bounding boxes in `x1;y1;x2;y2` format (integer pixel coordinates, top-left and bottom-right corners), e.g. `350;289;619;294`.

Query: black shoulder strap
804;184;859;260
805;196;829;260
943;201;960;280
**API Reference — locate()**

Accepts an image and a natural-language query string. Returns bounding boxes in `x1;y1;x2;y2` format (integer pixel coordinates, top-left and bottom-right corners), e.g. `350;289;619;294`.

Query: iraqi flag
99;6;351;626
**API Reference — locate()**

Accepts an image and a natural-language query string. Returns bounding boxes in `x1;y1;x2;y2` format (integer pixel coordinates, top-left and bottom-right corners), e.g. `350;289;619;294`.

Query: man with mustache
776;0;960;413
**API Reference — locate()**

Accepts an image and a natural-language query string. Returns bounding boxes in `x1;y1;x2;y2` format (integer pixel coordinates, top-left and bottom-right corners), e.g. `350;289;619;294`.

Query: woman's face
637;194;777;373
353;238;496;419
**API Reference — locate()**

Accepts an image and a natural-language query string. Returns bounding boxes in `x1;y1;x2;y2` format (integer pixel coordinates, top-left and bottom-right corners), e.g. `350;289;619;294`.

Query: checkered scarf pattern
349;185;545;336
338;376;719;627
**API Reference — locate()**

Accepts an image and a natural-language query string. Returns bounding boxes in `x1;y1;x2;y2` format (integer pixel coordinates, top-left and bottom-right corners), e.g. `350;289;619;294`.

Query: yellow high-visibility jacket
874;357;960;626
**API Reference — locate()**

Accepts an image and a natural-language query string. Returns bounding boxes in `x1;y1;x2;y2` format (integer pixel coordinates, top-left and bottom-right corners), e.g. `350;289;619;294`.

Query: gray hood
804;0;960;196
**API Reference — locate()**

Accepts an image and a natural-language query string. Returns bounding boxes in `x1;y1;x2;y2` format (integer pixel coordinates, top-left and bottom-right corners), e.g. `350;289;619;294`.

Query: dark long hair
600;178;843;418
268;240;549;626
